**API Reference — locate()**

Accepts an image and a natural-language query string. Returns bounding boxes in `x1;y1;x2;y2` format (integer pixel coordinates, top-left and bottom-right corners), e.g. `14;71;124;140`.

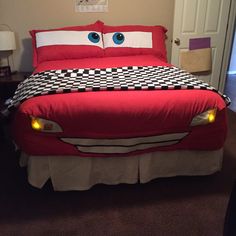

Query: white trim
61;132;188;154
35;31;103;48
76;141;179;154
219;0;236;92
61;132;188;146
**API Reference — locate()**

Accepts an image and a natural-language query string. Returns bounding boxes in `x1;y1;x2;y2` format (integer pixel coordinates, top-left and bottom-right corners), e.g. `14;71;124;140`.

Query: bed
7;21;230;190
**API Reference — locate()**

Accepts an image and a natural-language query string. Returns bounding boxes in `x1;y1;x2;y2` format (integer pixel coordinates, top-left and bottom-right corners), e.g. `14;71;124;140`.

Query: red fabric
30;20;104;67
34;55;171;73
11;56;228;157
103;24;168;61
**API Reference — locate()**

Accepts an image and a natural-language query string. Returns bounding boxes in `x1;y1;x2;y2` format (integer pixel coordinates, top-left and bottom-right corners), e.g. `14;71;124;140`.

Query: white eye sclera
103;31;153;48
36;31;103;48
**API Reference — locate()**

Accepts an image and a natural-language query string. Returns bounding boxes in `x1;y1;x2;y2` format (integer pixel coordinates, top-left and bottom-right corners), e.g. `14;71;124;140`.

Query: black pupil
92;33;99;39
116;34;124;41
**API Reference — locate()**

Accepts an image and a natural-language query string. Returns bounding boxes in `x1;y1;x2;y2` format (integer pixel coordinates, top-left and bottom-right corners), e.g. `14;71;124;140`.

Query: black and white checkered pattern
7;66;230;111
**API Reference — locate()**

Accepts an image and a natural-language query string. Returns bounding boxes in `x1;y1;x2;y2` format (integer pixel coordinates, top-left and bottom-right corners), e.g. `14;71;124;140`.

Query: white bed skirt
20;149;223;191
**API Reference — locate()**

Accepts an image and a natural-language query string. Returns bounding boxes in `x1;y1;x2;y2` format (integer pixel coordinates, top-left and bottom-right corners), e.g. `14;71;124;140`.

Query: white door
171;0;231;89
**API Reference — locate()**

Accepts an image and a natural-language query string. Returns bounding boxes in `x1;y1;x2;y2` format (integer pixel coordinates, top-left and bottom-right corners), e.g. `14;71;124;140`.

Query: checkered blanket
7;66;230;112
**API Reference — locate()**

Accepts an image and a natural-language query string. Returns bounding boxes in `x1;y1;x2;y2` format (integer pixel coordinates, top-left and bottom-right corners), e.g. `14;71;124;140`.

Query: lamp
0;31;16;77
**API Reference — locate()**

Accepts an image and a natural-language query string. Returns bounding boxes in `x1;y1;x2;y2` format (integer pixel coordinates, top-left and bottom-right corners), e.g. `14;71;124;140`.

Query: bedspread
8;66;229;111
10;56;229;157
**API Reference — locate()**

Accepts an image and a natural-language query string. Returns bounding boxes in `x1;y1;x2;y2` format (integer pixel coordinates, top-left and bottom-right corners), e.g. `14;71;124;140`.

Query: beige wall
0;0;174;72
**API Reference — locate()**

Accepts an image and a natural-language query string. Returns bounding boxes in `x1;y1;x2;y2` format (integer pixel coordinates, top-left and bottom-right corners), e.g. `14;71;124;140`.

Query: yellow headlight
31;118;43;131
208;110;216;123
191;108;217;126
30;116;63;132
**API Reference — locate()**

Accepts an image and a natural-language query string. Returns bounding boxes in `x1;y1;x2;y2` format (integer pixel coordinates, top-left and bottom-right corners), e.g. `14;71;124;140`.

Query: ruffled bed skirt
20;149;223;191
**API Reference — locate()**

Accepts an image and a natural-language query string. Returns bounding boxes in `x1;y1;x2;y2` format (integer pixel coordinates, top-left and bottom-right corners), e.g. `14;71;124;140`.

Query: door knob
174;38;181;46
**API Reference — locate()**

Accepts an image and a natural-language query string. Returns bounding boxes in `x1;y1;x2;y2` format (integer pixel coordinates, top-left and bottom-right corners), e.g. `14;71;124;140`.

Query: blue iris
88;32;100;43
112;32;125;45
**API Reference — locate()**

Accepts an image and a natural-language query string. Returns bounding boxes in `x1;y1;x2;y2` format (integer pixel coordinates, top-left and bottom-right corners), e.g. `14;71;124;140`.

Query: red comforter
11;55;228;157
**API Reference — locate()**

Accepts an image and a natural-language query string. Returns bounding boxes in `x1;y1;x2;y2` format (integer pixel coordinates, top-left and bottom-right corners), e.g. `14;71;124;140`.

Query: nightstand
0;72;31;109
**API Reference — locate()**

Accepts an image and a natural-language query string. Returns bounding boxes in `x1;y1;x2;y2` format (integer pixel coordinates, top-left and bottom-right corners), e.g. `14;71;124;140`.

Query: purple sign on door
189;37;211;50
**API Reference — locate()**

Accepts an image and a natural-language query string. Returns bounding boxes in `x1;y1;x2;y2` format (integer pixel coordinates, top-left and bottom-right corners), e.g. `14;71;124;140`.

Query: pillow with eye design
30;20;104;67
103;24;168;62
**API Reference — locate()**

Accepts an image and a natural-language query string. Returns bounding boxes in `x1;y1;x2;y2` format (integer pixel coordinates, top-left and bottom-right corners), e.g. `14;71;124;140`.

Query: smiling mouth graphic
60;132;188;154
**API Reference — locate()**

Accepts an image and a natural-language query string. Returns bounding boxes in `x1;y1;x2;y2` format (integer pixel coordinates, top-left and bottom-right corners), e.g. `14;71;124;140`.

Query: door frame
219;0;236;92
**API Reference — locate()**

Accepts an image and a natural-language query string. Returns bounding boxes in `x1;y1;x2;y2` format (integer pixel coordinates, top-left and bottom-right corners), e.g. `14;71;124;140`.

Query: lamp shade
0;31;16;51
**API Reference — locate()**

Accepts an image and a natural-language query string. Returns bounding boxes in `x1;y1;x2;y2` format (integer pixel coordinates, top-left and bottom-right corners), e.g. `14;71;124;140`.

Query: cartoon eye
88;32;100;43
112;32;125;45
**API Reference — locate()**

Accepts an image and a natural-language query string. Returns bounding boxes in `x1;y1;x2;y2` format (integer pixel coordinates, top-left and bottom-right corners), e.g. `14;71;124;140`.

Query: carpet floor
0;109;236;236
